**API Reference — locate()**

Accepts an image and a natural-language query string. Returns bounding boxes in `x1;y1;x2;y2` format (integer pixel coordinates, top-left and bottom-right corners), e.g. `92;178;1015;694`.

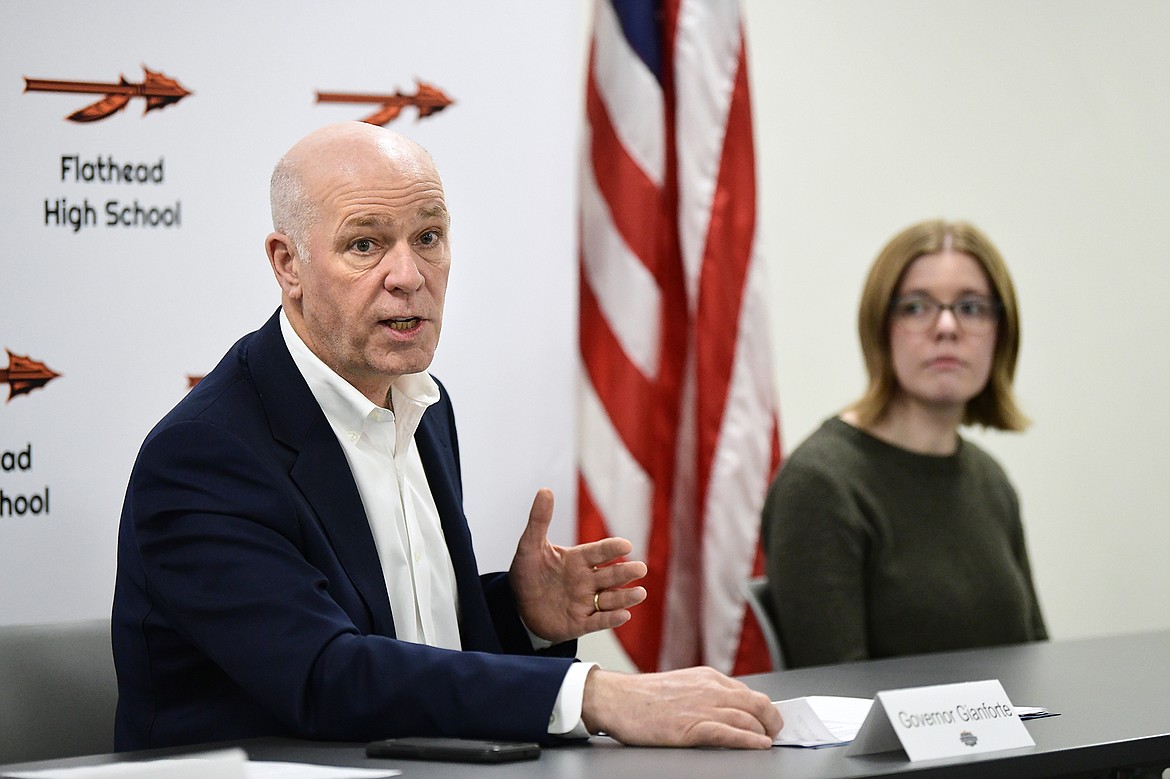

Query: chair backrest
0;619;118;764
741;576;786;671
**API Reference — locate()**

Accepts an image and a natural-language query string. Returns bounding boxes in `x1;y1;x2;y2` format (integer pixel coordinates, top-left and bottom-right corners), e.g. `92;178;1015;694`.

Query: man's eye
417;230;439;247
352;239;375;253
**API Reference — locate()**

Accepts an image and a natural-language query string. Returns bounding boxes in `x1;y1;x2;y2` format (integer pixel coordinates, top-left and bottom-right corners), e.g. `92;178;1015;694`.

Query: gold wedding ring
593;592;602;614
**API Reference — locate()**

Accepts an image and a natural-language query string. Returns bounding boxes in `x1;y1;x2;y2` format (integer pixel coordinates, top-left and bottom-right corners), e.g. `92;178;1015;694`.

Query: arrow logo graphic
23;66;193;123
315;80;454;126
1;349;62;402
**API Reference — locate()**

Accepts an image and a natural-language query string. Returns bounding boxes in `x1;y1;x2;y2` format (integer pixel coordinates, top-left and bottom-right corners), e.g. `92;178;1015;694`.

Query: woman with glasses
761;219;1047;668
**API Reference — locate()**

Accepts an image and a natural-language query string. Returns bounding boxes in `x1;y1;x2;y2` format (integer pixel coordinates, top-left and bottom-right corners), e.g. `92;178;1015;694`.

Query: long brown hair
849;219;1029;431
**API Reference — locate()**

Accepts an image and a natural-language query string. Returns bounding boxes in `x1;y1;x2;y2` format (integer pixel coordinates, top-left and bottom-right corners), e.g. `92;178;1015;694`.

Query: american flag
577;0;782;675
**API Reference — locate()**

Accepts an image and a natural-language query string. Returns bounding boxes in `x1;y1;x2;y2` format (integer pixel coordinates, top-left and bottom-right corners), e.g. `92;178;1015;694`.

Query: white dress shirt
279;310;591;736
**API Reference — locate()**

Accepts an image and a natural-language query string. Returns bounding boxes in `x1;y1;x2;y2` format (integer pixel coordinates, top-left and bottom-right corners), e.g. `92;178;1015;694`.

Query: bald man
112;122;781;752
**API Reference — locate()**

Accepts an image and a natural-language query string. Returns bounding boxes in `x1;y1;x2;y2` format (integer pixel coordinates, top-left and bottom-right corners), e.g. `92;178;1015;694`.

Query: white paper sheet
772;695;873;748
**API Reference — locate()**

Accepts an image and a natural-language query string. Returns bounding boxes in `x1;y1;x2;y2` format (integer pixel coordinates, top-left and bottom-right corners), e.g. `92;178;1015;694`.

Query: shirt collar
279;309;440;457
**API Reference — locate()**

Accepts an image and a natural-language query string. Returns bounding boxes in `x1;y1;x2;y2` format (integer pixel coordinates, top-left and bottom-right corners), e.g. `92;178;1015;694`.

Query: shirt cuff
525;622;553;650
547;661;597;737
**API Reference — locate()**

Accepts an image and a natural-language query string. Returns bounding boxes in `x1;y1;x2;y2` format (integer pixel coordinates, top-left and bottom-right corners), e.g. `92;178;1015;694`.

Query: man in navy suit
112;122;782;752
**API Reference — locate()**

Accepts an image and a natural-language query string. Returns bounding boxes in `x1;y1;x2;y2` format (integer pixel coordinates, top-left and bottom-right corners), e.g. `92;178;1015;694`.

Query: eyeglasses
889;294;1001;334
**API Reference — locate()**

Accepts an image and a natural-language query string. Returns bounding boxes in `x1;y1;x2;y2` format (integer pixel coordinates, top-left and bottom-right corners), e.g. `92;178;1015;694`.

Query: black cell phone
365;737;541;763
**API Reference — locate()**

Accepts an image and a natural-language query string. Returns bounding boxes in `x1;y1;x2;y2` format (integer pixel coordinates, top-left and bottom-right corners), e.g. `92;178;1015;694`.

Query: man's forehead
338;203;449;229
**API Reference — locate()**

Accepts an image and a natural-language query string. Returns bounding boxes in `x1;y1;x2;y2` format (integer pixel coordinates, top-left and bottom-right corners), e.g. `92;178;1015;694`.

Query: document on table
1015;705;1059;720
772;696;873;748
3;748;401;779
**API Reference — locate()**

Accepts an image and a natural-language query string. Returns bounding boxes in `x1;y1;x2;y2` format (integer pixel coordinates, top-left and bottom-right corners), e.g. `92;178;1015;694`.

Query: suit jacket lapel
245;311;397;637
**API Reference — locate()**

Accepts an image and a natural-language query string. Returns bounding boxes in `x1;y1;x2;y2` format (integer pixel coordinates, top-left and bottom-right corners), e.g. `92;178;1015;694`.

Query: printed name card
845;679;1034;761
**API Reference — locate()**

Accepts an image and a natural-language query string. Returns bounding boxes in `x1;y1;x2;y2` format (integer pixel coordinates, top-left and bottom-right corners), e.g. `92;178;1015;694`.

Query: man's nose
382;245;424;292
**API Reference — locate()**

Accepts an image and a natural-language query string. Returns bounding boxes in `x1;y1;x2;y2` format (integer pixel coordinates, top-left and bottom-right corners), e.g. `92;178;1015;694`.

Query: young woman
761;219;1047;668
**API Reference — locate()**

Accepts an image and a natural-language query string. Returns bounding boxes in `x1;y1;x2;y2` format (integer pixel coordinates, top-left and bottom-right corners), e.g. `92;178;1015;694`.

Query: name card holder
845;679;1034;762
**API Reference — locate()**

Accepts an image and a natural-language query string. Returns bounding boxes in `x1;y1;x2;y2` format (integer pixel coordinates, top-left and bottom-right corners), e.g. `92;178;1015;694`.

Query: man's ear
266;232;302;300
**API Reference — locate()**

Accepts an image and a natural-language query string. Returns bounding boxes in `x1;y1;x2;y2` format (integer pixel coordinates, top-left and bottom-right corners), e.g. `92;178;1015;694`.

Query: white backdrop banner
0;1;582;624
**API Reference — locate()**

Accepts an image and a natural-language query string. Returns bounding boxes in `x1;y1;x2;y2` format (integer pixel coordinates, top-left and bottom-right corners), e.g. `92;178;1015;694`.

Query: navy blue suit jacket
112;311;576;751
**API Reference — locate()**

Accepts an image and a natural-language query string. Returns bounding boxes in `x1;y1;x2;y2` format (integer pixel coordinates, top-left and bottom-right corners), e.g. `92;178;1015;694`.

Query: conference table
3;630;1168;779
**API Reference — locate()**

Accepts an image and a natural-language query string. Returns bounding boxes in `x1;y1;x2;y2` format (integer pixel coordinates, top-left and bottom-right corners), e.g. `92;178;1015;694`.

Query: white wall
745;0;1170;643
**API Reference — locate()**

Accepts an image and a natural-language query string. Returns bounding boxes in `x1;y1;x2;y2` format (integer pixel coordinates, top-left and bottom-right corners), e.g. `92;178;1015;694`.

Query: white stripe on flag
674;0;743;298
578;365;653;560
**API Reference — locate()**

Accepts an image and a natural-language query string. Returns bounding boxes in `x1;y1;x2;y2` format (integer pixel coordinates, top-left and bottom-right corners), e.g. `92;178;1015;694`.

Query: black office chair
741;576;785;671
0;619;118;763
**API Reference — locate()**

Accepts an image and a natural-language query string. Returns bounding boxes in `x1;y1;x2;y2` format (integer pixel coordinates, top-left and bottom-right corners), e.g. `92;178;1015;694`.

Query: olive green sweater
762;417;1047;668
